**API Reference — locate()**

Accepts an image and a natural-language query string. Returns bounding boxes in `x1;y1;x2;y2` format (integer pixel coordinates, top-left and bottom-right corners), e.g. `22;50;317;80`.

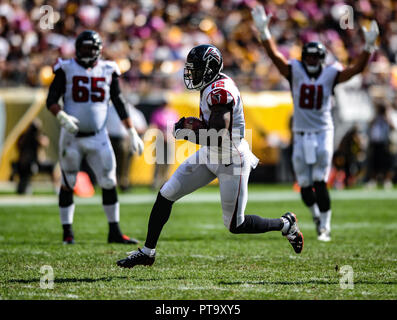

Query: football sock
281;217;290;234
300;186;316;207
309;203;320;219
144;192;174;249
59;187;73;206
103;202;120;223
60;204;75;225
320;210;332;232
102;187;118;205
313;181;330;212
109;222;122;235
62;224;73;236
229;215;284;234
141;246;156;257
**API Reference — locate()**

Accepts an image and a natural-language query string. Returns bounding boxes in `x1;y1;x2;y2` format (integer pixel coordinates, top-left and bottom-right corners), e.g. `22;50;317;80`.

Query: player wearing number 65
251;5;379;242
46;30;144;245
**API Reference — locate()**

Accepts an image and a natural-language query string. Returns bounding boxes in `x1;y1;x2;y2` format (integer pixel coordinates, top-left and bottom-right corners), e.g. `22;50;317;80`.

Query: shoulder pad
53;58;70;72
329;61;344;71
206;88;235;109
104;60;121;76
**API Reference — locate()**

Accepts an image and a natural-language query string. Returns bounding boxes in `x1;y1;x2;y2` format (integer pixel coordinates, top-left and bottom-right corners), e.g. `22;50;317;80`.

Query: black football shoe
63;232;75;245
63;225;75;245
282;212;304;254
116;248;155;269
108;233;139;244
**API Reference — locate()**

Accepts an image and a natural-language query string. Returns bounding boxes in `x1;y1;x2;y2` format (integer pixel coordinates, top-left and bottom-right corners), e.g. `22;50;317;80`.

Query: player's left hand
128;127;144;156
251;5;272;41
363;20;379;53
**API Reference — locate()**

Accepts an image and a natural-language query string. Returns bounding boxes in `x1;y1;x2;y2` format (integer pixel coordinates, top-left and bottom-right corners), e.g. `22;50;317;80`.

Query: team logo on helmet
203;47;221;64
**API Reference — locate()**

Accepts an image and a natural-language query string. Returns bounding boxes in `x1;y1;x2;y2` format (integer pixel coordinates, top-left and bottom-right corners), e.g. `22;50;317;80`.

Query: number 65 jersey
53;58;120;132
289;59;342;133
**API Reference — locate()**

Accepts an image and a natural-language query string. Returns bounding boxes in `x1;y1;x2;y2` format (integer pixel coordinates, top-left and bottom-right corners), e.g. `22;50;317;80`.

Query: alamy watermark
39;5;55;30
40;265;54;289
339;5;354;30
339;265;354;289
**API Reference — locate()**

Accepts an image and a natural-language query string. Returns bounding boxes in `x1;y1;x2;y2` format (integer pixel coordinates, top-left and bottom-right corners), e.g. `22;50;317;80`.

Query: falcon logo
210;89;228;105
203;47;221;64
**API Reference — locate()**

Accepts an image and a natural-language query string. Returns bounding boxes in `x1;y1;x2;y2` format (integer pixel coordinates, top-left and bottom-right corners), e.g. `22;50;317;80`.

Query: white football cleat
318;228;331;242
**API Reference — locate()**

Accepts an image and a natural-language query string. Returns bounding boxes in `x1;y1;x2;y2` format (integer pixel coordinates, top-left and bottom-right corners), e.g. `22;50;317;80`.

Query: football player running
116;44;303;269
46;30;144;245
251;5;379;241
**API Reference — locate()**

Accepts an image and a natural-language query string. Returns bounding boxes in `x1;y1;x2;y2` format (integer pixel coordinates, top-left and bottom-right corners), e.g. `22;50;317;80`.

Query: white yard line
0;189;397;206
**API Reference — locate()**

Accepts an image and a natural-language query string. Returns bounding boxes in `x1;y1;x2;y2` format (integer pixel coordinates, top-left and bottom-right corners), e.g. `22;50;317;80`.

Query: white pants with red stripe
292;129;334;187
59;128;117;190
160;139;258;229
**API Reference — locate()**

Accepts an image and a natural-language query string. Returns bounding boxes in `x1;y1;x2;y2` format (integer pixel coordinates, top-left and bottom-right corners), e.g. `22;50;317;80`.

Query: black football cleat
108;233;139;244
282;212;304;254
63;235;75;245
63;225;75;244
117;248;155;269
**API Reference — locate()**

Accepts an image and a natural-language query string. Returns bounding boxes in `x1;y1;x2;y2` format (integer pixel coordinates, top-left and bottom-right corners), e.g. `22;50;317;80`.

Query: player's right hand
128;127;144;156
56;110;79;134
251;5;272;41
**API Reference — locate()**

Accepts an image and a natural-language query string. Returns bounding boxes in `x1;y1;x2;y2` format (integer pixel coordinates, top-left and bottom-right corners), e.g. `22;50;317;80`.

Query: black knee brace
59;187;74;207
102;187;118;205
313;181;330;212
300;186;316;207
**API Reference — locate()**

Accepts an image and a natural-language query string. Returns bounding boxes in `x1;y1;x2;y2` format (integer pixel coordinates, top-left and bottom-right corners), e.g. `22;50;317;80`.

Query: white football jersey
289;59;342;132
53;58;121;132
200;73;245;140
198;73;248;163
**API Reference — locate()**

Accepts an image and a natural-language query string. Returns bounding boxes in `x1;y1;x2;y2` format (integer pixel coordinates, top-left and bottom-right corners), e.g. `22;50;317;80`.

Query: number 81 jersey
289;59;342;133
53;58;120;132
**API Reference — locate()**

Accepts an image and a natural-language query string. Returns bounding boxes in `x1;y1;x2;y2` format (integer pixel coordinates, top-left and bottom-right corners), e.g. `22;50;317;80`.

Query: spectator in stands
366;102;395;189
13;118;58;194
333;124;367;188
0;0;395;95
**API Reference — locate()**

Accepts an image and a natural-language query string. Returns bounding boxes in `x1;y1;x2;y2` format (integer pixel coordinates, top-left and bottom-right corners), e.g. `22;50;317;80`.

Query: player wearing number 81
46;30;144;245
251;5;379;241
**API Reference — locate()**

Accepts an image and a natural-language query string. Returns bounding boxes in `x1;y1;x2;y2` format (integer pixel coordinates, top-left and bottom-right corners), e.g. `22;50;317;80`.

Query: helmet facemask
184;60;211;90
303;54;322;74
302;42;326;75
76;41;102;67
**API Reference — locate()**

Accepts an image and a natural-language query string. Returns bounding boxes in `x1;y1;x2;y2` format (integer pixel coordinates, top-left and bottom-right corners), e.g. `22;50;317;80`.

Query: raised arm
336;20;379;84
251;5;290;79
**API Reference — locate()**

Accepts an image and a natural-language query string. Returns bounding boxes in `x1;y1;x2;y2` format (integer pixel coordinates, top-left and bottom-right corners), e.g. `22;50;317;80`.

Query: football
183;117;207;131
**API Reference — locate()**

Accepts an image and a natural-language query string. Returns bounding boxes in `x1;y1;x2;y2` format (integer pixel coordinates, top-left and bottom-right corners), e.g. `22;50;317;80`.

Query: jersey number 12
299;84;323;110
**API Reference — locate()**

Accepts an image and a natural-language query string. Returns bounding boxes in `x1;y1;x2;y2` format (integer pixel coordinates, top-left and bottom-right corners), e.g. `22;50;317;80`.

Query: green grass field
0;185;396;300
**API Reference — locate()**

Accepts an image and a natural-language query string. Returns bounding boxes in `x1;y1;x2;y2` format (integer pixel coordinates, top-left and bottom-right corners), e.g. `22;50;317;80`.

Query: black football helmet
301;42;326;74
184;44;223;90
75;30;102;68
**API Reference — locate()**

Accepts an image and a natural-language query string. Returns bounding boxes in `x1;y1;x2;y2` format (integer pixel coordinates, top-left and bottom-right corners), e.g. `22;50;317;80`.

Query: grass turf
0;185;396;300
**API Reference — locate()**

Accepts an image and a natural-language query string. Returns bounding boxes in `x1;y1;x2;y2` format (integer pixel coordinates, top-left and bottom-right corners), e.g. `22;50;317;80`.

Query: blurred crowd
2;0;397;190
0;0;395;95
